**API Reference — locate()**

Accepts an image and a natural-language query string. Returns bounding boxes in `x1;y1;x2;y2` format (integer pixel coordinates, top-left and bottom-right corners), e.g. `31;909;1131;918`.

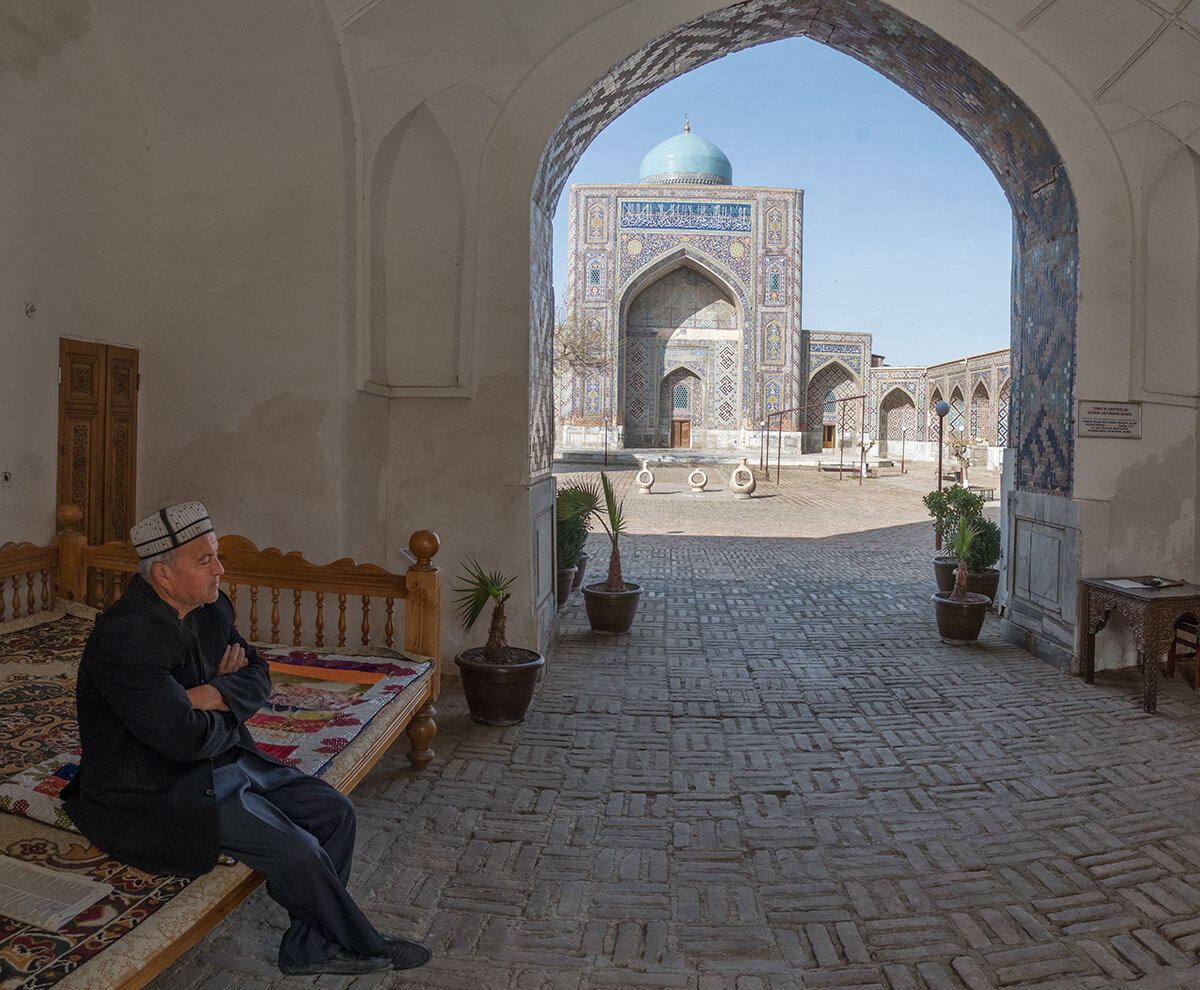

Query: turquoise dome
638;129;733;186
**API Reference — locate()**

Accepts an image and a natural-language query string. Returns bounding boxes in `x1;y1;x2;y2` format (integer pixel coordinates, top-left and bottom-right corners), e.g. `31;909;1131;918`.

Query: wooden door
57;340;138;546
822;424;836;450
670;418;690;448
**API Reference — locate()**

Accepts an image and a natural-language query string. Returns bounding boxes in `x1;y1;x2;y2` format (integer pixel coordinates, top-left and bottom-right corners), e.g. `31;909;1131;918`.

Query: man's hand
218;643;248;676
186;684;228;711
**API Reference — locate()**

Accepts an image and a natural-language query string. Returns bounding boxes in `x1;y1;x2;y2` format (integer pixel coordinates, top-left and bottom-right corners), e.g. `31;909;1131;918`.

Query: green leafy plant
923;484;984;550
965;518;1002;573
554;482;592;568
452;560;516;662
555;472;629;592
950;517;978;601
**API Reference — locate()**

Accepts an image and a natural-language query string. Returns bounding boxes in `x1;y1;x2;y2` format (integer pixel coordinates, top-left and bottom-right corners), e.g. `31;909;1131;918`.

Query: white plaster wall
95;0;391;567
0;0;148;544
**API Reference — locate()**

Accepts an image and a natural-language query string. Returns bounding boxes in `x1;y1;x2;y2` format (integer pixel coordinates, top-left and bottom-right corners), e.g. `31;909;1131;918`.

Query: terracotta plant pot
556;566;576;606
455;647;545;725
571;552;589;592
581;582;642;634
931;591;991;644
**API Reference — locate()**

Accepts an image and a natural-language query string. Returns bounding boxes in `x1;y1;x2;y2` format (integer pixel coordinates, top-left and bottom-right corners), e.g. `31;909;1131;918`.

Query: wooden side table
1081;578;1200;713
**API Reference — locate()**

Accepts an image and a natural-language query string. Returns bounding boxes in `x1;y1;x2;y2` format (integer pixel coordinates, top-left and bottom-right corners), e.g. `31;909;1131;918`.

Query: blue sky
552;37;1013;369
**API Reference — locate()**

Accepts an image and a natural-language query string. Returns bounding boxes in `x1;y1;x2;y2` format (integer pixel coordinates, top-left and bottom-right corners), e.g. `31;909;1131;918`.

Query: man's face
153;532;224;617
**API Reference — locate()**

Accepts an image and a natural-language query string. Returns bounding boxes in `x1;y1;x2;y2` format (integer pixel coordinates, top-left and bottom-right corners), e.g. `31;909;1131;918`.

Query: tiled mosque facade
559;156;804;448
558;130;1010;455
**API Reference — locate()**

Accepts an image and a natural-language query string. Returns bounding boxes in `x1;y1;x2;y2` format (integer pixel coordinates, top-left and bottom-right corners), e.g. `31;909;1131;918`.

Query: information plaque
1076;400;1141;438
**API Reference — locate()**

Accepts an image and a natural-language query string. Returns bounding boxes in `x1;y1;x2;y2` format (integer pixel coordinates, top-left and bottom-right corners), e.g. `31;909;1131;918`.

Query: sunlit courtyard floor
149;462;1200;990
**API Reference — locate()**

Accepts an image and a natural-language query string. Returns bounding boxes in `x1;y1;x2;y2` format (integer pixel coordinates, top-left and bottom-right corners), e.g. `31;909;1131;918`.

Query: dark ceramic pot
455;647;545;725
965;568;1000;603
571;552;590;592
934;559;999;604
581;582;642;634
556;566;576;606
931;591;991;644
933;557;956;593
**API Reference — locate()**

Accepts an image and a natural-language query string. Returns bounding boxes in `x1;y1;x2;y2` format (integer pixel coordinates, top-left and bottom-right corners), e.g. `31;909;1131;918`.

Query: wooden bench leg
405;701;437;770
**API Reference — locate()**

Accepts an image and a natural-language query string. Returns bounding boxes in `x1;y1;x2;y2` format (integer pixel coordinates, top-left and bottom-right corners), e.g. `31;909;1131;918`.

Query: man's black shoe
279;949;392;975
379;935;433;970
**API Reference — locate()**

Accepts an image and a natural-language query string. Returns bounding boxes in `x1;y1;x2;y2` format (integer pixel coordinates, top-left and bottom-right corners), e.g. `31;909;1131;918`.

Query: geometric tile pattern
535;0;1077;495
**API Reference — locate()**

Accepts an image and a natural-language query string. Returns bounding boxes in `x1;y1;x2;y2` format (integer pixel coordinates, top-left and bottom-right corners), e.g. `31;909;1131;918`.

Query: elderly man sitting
62;501;431;976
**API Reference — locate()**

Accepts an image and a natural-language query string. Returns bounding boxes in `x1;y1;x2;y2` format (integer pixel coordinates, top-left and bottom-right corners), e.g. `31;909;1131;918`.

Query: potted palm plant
923;484;985;592
452;560;545;724
931;517;992;643
558;472;641;634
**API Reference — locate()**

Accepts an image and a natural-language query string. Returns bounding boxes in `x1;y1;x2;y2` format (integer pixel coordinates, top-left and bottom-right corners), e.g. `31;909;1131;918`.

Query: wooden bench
0;504;442;988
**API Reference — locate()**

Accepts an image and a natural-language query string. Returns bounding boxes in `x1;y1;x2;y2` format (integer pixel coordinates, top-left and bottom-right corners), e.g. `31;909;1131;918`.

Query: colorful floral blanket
0;609;430;986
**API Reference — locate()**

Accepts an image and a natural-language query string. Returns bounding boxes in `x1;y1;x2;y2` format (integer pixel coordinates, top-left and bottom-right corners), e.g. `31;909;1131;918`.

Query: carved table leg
1141;648;1156;713
1085;629;1096;683
405;701;437;770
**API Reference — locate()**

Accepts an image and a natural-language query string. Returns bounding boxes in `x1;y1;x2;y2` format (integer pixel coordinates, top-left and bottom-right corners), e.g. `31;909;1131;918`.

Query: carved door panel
57;340;138;546
670;419;690;448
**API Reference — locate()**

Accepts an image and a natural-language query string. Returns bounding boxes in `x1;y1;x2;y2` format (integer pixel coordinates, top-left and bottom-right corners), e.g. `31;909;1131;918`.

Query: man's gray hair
138;545;181;582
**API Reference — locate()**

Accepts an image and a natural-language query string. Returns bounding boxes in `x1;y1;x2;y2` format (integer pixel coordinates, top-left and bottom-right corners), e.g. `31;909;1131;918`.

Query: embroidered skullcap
130;501;214;560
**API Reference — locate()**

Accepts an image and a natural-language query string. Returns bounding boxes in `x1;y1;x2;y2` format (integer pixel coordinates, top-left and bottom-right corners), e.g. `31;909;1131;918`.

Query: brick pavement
149;464;1200;989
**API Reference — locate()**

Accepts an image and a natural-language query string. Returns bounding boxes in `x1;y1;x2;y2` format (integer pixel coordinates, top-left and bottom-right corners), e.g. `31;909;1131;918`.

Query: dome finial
684;113;690;133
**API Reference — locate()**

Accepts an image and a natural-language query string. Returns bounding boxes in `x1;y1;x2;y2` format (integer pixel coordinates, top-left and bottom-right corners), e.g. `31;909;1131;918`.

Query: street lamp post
935;400;950;550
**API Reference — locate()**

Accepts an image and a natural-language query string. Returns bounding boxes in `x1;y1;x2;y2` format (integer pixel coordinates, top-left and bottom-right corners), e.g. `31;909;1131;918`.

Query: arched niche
366;106;465;394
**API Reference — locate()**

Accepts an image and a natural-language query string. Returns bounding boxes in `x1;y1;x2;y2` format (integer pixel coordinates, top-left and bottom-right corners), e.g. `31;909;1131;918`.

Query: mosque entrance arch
878;386;917;459
535;0;1077;497
619;254;743;448
661;368;703;448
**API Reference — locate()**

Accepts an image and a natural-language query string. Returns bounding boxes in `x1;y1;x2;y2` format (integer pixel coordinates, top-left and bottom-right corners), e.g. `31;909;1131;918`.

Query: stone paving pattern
150;464;1200;989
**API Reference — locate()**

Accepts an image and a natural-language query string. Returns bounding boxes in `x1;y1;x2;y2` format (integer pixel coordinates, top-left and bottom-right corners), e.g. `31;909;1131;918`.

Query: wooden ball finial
409;530;439;569
57;503;83;531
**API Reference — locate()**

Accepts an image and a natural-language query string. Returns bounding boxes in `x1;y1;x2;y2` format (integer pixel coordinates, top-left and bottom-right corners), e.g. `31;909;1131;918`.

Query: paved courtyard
151;462;1200;989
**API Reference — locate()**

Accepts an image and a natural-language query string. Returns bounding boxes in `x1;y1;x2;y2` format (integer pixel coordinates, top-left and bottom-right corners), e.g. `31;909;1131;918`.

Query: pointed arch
535;0;1078;493
619;248;746;446
366;105;465;394
878;386;917;456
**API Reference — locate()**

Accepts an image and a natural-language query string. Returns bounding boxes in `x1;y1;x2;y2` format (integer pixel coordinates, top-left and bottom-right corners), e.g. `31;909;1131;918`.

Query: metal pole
859;393;866;486
838;402;845;481
900;406;907;474
776;415;782;484
604;417;609;467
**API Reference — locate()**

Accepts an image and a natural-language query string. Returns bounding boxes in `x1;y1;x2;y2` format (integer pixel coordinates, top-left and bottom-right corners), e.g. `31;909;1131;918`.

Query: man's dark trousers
213;750;385;967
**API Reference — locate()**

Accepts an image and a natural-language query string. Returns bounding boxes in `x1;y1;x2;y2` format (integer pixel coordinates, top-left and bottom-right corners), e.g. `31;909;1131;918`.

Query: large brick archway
534;0;1077;496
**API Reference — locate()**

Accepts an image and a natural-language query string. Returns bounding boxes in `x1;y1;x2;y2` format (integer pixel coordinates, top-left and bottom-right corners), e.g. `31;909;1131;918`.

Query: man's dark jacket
62;575;272;876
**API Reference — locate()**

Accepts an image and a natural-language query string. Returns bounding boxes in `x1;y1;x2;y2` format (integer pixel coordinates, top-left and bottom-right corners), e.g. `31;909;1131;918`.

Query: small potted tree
452;560;545;724
931;517;992;643
923;484;984;592
963;518;1002;603
558;472;641;634
555;495;589;606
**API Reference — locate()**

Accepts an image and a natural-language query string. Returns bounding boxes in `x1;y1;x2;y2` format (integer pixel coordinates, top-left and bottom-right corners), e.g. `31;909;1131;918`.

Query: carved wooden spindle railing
315;592;325;647
292;590;303;646
337;593;348;647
